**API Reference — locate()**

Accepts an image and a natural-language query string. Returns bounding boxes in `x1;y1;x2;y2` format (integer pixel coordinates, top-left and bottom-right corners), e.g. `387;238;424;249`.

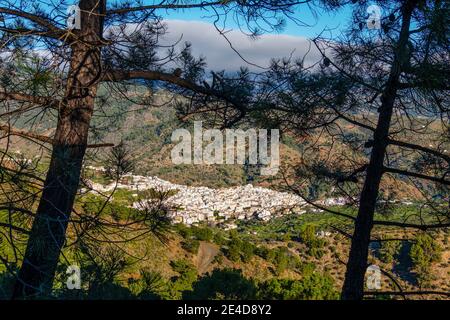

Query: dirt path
195;242;219;274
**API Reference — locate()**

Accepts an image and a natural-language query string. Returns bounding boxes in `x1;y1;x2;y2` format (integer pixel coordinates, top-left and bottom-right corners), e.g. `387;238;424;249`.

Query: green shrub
299;224;317;247
213;232;228;246
410;233;442;286
182;239;200;254
254;246;270;259
175;224;192;239
135;270;169;300
191;226;213;242
378;239;401;264
168;260;198;299
265;247;299;275
257;270;338;300
135;260;198;300
224;238;243;262
299;224;326;258
186;268;257;299
241;241;256;263
223;236;255;263
309;247;325;259
212;252;224;264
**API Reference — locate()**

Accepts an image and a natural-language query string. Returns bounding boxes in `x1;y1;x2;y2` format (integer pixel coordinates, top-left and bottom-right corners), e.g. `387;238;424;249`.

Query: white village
84;167;349;229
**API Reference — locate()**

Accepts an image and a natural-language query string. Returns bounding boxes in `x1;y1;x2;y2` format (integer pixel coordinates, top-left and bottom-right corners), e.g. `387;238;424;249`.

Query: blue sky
37;1;353;37
161;5;353;38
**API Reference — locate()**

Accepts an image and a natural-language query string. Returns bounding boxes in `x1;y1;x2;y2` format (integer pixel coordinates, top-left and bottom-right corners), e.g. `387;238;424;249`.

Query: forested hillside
0;0;448;301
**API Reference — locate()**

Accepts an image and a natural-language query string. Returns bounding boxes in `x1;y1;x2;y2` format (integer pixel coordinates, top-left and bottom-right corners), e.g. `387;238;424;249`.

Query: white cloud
161;20;321;71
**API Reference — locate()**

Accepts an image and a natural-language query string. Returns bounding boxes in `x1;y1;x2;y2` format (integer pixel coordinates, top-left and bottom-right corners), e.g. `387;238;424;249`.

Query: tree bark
12;0;105;299
341;0;417;300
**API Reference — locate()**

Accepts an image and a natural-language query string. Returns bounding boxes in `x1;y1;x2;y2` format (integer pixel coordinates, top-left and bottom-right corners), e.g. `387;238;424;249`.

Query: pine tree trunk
341;0;417;300
12;0;105;299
